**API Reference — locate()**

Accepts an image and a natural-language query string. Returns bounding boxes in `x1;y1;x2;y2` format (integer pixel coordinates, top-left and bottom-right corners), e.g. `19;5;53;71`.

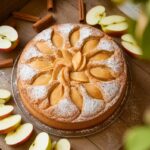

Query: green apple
86;5;106;25
100;15;128;36
5;123;33;146
55;139;71;150
121;34;142;57
29;132;51;150
0;89;11;104
0;104;14;120
0;114;21;134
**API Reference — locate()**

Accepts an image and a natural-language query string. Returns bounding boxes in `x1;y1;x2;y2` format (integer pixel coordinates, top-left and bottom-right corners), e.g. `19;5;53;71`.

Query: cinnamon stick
47;0;53;10
0;58;13;68
78;0;85;22
33;14;53;32
12;12;40;23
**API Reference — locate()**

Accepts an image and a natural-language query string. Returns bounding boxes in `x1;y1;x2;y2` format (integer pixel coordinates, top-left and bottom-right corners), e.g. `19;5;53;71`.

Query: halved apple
5;123;33;146
0;89;11;104
0;114;21;134
0;104;14;120
86;5;106;25
29;132;51;150
0;25;19;52
55;139;71;150
121;34;142;57
100;15;128;36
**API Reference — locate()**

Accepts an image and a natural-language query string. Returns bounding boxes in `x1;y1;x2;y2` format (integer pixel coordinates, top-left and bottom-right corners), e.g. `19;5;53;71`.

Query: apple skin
102;27;127;36
0;105;14;120
0;111;13;120
5;123;33;146
121;42;142;58
0;122;20;134
0;115;21;134
121;34;142;58
0;39;19;52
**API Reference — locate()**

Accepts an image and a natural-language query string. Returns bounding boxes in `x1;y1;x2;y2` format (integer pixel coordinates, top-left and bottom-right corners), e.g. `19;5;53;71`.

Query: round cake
17;23;127;130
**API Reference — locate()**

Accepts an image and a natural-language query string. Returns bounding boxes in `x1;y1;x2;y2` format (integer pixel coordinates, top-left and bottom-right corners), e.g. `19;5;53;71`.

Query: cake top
17;23;126;123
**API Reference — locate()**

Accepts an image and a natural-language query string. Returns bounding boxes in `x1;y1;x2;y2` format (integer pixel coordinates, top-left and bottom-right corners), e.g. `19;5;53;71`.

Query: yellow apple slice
90;52;112;61
84;83;103;99
50;84;64;106
100;15;128;36
29;132;51;150
52;32;63;49
121;34;142;57
82;39;99;54
5;123;33;146
70;29;80;46
70;71;89;82
70;87;83;110
36;41;53;54
78;56;86;71
62;50;72;64
90;67;114;81
0;89;11;104
0;104;14;120
32;73;52;86
0;115;21;134
86;5;106;25
55;139;71;150
72;51;82;71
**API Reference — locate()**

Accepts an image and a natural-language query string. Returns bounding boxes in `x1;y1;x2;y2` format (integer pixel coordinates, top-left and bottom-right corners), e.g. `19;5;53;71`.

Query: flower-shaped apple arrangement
0;25;19;52
86;5;142;57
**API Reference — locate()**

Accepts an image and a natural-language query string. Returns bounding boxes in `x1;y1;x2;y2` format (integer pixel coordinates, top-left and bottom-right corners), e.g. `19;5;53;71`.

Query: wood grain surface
0;0;150;150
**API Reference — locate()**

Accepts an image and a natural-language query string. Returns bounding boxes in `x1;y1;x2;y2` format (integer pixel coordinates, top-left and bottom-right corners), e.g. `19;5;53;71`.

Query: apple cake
17;24;127;130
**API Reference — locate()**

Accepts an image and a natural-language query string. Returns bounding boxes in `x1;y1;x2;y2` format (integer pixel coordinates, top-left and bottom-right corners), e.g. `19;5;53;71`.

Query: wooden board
0;0;150;150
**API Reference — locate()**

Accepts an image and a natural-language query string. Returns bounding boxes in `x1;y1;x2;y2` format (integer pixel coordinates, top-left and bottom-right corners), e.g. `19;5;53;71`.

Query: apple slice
86;5;106;25
0;104;14;120
55;139;71;150
0;89;11;104
100;15;128;36
0;25;18;52
5;123;33;146
29;132;51;150
0;114;21;134
121;34;142;57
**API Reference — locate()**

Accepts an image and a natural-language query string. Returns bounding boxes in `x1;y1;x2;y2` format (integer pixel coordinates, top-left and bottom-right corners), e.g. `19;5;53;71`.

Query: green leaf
124;126;150;150
141;20;150;59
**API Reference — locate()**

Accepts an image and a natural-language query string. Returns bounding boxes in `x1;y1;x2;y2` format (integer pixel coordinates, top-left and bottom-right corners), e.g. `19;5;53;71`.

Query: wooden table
0;0;150;149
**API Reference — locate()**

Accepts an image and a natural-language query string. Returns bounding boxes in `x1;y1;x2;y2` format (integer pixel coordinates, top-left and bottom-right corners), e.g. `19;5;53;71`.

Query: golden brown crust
17;23;127;130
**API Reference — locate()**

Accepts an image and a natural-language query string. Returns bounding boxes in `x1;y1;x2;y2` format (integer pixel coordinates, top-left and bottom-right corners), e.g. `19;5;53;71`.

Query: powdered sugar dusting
19;64;37;81
98;80;120;102
47;98;79;121
34;28;52;41
106;55;123;75
23;46;43;62
97;38;115;52
27;85;48;100
76;27;102;48
78;85;104;118
57;24;75;36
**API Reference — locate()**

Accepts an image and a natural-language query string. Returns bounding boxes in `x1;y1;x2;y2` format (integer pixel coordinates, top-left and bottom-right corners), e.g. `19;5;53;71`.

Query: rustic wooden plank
120;57;150;126
88;119;127;150
0;0;150;150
